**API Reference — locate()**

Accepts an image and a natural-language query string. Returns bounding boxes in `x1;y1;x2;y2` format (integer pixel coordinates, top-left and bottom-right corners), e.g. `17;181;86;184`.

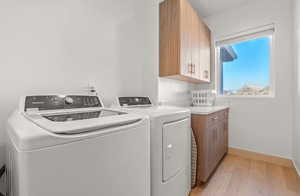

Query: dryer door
162;118;189;182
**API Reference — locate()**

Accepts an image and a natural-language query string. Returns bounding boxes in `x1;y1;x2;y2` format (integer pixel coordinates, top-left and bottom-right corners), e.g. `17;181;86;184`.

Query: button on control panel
25;95;102;111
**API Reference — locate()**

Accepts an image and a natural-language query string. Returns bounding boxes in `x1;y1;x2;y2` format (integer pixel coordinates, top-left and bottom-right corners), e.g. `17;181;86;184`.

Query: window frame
214;24;276;98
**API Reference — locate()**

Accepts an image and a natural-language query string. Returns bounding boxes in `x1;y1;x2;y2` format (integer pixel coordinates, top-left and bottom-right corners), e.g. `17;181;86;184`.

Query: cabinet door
216;119;229;162
217;121;225;162
159;0;181;77
206;125;218;179
199;21;211;82
191;9;201;80
180;0;193;77
224;118;229;154
206;125;214;179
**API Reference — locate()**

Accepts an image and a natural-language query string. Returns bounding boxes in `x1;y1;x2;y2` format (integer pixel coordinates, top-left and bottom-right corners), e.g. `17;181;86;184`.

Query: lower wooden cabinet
191;109;229;184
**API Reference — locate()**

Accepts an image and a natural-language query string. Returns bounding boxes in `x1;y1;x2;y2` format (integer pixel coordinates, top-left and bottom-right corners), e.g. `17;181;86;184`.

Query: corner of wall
293;160;300;177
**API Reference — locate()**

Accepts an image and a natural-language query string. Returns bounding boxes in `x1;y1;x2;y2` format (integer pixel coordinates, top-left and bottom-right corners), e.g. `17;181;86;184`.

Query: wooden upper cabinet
159;0;211;83
199;20;211;82
191;8;201;79
179;0;193;78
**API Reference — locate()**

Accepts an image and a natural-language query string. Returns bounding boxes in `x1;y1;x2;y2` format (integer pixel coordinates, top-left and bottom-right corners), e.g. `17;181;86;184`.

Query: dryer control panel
24;95;102;111
118;97;152;107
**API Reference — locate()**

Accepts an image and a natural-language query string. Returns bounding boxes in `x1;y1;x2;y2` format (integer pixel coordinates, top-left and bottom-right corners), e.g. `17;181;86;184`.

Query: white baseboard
228;147;294;168
293;160;300;177
229;145;292;160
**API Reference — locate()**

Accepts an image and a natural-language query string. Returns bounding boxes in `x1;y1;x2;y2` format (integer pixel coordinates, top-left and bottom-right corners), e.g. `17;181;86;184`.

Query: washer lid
42;110;123;122
25;109;142;134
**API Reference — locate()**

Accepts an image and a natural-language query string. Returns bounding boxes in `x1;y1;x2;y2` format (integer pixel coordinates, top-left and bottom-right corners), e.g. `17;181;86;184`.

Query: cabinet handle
192;64;195;74
204;70;209;79
188;64;196;74
188;64;192;73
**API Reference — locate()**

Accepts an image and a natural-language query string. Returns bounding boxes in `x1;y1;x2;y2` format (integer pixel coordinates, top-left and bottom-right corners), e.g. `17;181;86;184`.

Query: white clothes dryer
112;97;191;196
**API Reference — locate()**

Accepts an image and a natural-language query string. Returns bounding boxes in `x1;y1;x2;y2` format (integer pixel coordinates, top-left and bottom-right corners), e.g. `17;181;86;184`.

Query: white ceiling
189;0;250;17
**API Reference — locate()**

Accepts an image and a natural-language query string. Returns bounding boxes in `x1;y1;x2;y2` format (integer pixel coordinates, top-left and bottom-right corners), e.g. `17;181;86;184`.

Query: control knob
65;97;74;105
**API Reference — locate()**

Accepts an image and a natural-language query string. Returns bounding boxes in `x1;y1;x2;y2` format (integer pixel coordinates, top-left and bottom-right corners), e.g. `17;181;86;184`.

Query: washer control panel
24;95;102;111
118;97;152;107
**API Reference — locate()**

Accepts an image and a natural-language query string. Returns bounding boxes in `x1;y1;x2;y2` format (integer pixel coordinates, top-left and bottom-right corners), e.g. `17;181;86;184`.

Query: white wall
292;0;300;172
0;0;157;163
142;0;160;105
203;0;294;158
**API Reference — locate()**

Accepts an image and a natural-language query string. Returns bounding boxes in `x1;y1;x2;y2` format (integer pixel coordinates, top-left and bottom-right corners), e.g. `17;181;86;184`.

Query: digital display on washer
43;110;125;122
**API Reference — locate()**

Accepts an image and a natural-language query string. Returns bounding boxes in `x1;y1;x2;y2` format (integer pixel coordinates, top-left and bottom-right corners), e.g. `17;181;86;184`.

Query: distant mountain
224;84;270;96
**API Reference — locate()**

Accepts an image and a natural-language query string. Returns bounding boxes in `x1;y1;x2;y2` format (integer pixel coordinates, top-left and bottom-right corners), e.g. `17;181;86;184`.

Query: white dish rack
191;90;216;106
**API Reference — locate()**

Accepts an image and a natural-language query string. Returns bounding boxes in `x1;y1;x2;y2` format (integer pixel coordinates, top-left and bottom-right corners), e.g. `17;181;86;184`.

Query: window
215;26;274;96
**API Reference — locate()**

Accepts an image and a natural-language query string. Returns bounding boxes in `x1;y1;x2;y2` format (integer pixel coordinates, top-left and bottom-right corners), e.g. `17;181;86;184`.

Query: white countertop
189;105;229;115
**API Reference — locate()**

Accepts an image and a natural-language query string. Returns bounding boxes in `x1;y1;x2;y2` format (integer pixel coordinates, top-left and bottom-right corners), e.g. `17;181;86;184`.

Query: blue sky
222;36;270;91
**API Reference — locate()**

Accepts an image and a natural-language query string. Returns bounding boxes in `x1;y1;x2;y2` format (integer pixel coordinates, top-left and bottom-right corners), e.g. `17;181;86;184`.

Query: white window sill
217;94;275;99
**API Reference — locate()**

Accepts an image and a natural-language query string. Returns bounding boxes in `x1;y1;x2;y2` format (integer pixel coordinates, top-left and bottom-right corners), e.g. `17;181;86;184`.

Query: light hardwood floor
190;154;300;196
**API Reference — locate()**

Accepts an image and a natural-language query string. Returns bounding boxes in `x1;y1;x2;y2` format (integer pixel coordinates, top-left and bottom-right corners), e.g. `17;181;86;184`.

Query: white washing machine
112;97;191;196
6;95;150;196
